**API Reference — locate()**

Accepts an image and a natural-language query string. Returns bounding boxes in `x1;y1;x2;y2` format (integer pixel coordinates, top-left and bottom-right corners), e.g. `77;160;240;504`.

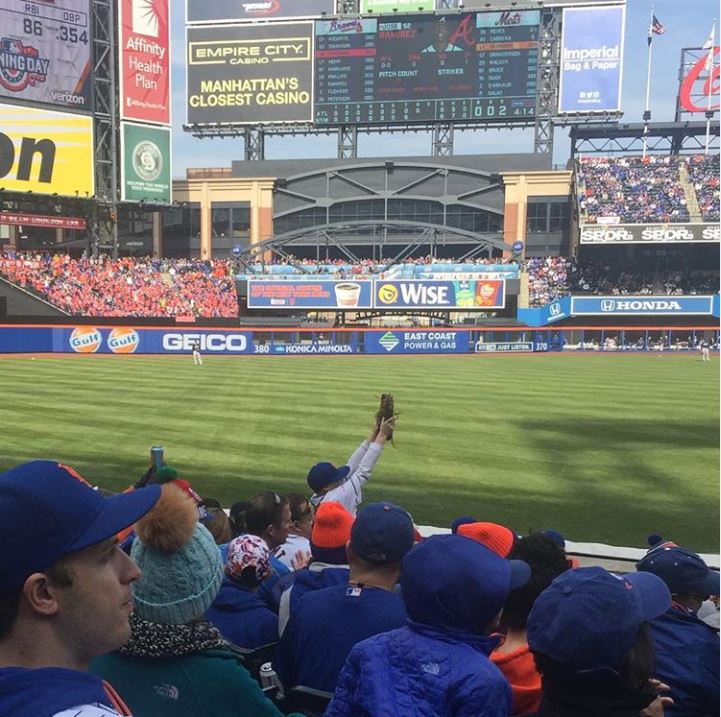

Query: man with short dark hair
0;461;160;716
273;502;414;693
636;544;720;717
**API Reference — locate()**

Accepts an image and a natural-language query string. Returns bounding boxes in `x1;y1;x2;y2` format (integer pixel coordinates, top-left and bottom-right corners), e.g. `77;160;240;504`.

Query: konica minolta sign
570;296;715;316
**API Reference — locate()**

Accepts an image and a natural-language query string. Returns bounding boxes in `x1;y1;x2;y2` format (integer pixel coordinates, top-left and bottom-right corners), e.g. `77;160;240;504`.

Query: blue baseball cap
0;461;161;595
637;545;720;597
527;566;671;673
351;502;414;564
307;461;350;494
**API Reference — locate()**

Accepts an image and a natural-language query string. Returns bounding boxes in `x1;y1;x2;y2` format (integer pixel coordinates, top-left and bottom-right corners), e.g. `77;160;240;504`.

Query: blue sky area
170;0;718;175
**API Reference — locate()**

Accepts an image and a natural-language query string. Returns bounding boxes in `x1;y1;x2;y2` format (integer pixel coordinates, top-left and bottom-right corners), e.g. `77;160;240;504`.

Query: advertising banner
570;296;714;316
365;330;470;354
186;22;314;125
474;341;534;352
187;0;335;24
120;122;171;203
677;46;720;115
0;104;94;195
0;0;92;110
119;0;170;124
374;280;505;310
580;223;720;244
558;5;625;113
0;212;86;230
62;327;255;354
437;0;622;7
361;0;433;12
247;280;373;310
269;342;357;355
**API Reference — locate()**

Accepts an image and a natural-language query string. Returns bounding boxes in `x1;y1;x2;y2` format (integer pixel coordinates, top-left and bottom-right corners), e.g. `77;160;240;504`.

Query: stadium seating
0;251;238;318
576;154;720;224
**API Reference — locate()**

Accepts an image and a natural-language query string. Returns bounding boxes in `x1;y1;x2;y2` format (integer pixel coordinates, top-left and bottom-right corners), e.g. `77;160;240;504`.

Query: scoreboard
314;10;539;126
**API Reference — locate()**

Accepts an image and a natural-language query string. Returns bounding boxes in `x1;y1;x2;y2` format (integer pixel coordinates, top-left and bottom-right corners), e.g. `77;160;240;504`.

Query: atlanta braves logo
0;38;49;93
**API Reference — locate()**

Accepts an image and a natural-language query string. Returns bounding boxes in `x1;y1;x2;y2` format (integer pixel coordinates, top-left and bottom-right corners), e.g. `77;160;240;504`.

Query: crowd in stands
0;250;238;318
577;154;720;224
0;407;718;717
525;256;719;306
0;247;717;315
685;155;721;222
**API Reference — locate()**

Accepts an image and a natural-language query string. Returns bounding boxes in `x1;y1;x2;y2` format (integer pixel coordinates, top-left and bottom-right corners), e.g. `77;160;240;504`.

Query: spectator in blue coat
527;566;672;717
273;502;414;693
276;501;353;635
326;533;531;717
636;543;720;717
206;534;278;649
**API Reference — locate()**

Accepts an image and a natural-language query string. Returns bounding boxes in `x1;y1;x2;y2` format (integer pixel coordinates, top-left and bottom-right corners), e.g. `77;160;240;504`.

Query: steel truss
91;0;119;257
239;220;511;266
570;121;720;156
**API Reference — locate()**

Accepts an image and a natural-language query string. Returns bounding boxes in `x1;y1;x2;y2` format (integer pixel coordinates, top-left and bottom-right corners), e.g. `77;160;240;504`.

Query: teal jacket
92;647;299;717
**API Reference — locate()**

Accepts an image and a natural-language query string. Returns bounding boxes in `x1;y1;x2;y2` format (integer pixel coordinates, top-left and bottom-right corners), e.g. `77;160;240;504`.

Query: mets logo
69;327;102;353
108;328;140;354
0;38;50;93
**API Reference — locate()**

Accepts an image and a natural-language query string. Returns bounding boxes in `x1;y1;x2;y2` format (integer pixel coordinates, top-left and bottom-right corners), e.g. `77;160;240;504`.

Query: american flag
651;15;665;36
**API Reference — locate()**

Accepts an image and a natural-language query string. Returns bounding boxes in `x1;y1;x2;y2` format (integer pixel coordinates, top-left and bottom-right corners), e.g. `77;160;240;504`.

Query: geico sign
162;333;248;352
640;227;694;242
601;300;682;312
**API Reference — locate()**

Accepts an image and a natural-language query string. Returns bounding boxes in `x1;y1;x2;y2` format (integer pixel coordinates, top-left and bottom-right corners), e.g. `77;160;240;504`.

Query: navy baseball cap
527;566;671;673
637;545;720;597
351;502;414;564
307;462;350;494
0;461;161;595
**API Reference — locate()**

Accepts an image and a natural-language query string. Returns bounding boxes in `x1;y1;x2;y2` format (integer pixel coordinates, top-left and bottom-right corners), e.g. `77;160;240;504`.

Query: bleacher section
576;154;720;224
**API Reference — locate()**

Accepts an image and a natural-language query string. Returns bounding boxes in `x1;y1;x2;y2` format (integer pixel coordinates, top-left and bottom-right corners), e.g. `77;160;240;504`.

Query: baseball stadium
0;0;718;715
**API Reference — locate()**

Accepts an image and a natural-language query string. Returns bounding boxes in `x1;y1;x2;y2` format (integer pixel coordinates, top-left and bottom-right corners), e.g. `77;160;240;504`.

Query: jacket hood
0;667;113;717
211;577;258;610
401;534;511;635
296;565;349;590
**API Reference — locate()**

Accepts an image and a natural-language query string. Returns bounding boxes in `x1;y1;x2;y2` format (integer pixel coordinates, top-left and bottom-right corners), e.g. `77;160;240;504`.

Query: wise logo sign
375;280;505;309
69;327;102;353
108;328;140;353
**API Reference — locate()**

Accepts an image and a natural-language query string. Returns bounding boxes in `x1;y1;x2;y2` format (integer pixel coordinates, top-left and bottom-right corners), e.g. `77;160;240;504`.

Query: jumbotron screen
314;10;539;126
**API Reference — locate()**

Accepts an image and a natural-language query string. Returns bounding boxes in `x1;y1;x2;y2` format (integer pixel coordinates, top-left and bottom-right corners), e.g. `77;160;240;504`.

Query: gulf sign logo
108;328;140;354
69;327;102;353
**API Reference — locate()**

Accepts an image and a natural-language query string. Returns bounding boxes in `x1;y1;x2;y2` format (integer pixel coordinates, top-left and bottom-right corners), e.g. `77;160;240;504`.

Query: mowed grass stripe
1;354;717;550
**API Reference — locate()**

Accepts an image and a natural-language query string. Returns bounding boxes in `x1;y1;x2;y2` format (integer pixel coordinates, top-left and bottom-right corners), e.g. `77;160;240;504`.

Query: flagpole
705;21;716;155
642;7;654;158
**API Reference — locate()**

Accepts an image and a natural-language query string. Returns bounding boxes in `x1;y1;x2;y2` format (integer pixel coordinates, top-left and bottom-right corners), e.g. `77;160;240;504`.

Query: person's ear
22;573;62;617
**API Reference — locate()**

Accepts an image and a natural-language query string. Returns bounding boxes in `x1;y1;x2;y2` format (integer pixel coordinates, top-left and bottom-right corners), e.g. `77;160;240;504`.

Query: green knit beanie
131;484;222;625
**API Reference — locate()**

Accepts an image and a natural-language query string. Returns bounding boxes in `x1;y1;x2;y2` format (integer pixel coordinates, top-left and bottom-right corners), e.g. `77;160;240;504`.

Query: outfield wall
0;325;717;356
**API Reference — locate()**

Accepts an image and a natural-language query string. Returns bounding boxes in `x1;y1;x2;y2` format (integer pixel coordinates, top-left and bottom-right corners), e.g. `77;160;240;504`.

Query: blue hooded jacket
0;667;125;717
205;577;278;649
326;535;513;717
648;603;719;717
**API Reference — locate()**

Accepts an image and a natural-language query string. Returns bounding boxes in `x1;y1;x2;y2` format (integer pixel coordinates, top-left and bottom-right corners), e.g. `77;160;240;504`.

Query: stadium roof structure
570;121;719;156
236;159;523;263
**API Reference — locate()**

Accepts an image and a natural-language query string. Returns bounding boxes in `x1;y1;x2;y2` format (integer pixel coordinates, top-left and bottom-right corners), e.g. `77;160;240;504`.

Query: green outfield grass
1;353;718;551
